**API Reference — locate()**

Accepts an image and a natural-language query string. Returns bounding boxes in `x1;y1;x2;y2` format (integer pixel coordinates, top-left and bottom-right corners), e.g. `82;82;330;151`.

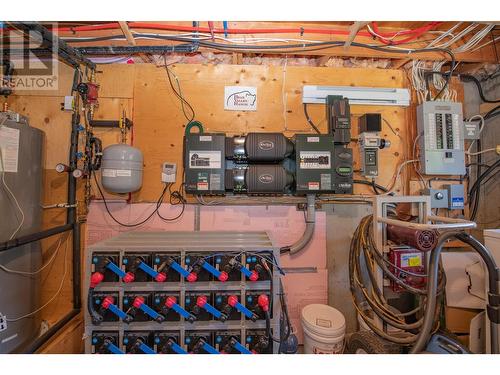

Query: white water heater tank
101;144;143;193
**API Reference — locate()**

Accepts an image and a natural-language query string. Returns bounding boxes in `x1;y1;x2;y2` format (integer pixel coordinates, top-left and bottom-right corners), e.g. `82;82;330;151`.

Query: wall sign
224;86;257;111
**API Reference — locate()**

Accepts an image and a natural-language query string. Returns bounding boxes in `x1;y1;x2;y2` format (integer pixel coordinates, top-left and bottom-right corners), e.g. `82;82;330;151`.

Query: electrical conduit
280;194;316;255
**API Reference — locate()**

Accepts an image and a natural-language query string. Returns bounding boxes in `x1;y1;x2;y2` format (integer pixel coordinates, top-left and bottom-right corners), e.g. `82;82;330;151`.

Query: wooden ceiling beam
118;21;136;46
54;21;499;64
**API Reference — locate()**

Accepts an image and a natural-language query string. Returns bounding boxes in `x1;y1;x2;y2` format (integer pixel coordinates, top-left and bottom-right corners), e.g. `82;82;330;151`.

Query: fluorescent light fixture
302;85;411;106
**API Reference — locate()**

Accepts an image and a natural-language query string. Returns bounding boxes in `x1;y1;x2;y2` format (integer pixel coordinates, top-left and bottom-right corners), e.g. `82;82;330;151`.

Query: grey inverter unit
294;134;336;194
184;133;225;195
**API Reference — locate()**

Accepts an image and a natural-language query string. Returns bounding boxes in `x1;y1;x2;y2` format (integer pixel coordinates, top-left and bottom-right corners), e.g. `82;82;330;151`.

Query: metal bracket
296;202;322;210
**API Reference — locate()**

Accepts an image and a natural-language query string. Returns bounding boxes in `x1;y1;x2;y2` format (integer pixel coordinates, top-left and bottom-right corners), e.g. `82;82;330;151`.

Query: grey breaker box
184;133;225;194
416;101;465;175
84;231;281;354
295;134;336;194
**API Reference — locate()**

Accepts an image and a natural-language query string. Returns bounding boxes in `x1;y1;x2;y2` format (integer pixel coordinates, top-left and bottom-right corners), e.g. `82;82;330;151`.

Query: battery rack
84;231;281;354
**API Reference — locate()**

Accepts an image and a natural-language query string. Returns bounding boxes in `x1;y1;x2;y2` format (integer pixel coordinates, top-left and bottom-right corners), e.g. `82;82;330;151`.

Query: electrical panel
184;133;225;195
416;101;465;175
295;134;335;194
85;231;281;354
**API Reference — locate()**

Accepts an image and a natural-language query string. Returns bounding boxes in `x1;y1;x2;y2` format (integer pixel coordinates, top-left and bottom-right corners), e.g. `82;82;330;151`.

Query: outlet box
464;121;480;140
422;188;448;209
445;184;465;210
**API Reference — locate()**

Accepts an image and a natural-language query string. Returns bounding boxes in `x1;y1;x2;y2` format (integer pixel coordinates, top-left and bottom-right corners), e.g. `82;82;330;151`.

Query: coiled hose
349;215;444;345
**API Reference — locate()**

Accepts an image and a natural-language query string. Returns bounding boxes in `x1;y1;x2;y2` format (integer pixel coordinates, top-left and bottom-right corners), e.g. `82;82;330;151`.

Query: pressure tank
101;144;143;193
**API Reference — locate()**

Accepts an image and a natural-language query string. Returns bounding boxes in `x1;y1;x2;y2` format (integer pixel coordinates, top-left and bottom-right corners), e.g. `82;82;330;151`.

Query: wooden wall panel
132;64;408;200
5;63;422;351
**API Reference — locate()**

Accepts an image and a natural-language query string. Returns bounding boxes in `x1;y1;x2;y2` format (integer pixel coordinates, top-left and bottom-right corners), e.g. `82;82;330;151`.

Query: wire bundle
349;215;445;345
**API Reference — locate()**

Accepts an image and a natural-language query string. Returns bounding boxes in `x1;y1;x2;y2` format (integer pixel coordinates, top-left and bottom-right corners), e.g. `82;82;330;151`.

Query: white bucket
301;304;346;354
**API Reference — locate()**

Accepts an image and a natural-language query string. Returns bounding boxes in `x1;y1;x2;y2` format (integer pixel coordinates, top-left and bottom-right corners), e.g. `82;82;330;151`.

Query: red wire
370;22;442;45
52;21;442;40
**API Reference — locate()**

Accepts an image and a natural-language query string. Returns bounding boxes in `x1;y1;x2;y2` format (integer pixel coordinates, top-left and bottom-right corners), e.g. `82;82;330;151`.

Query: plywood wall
132;63;410;200
6;62;455;351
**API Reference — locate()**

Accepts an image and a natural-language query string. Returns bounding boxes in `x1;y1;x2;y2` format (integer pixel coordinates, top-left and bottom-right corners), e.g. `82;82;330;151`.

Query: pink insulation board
86;202;328;342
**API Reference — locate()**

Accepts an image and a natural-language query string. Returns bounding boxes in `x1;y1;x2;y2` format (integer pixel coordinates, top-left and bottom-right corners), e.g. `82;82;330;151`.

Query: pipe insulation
280;194;316;255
